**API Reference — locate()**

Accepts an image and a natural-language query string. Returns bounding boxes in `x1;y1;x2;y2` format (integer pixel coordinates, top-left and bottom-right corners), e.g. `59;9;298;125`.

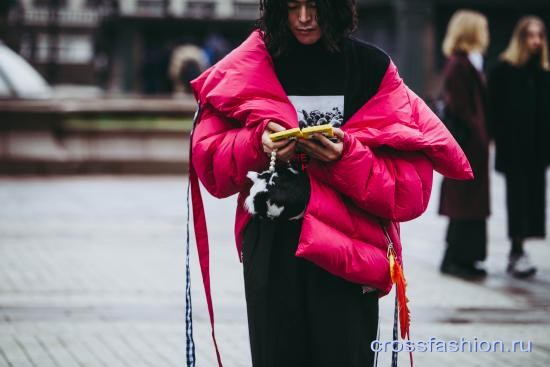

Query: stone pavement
0;170;548;367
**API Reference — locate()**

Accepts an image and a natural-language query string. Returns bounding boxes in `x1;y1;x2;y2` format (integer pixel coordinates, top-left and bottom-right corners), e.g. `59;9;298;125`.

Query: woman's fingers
267;121;286;132
298;136;343;162
333;128;345;140
263;121;294;154
297;140;325;160
277;141;297;161
262;130;293;154
264;139;293;155
311;133;344;161
312;133;335;148
273;139;293;149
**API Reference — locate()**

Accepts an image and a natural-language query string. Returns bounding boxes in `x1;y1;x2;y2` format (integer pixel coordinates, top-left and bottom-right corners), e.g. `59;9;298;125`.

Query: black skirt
505;169;547;239
242;216;379;367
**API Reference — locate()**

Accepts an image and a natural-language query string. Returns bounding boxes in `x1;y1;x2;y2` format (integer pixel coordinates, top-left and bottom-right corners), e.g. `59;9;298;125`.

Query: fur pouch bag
244;164;310;221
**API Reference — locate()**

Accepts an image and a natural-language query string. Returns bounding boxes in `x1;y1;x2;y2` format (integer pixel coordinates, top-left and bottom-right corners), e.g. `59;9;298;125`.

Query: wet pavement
0;170;549;366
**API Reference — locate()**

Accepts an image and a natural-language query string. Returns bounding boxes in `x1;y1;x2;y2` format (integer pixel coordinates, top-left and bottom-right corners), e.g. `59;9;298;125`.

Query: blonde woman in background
488;16;550;278
438;10;491;279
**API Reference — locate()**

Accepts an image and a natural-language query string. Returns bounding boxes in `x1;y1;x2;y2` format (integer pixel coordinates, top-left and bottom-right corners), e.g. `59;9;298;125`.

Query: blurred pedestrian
438;10;491;279
168;44;209;95
488;16;550;278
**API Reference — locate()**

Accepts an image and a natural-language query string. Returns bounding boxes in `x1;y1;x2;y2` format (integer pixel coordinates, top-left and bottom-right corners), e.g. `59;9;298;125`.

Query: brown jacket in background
439;52;491;219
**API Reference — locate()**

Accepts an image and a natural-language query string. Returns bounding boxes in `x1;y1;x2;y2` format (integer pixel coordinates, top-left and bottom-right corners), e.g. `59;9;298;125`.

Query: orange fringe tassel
388;245;414;367
389;251;410;339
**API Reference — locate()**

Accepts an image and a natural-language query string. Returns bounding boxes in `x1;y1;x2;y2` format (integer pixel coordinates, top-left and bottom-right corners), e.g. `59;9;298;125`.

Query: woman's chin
292;31;322;45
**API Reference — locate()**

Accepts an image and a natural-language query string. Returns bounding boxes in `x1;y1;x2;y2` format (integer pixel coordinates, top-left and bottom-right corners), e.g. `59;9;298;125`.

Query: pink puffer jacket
190;30;471;294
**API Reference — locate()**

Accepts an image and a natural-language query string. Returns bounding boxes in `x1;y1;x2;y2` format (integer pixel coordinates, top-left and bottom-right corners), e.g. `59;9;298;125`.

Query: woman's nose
298;5;310;23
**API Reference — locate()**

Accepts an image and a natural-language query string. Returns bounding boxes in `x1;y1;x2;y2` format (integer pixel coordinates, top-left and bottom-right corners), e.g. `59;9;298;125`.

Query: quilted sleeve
191;106;270;198
307;134;434;222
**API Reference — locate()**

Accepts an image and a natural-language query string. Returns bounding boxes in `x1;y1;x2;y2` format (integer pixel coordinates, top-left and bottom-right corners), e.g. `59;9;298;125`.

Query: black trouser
443;219;487;266
242;216;379;367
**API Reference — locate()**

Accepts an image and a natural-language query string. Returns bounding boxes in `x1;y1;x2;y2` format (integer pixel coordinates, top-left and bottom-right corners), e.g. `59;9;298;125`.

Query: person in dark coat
488;15;550;278
438;10;491;279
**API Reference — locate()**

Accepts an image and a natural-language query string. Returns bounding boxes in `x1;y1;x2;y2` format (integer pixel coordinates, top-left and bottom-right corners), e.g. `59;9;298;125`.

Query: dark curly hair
256;0;358;56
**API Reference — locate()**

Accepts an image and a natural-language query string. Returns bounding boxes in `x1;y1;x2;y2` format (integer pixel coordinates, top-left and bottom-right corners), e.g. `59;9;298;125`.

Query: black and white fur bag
244;154;310;221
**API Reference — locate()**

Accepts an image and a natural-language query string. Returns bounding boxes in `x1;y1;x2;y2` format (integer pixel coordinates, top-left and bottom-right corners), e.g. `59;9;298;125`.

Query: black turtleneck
270;35;390;124
271;37;346;127
272;37;346;96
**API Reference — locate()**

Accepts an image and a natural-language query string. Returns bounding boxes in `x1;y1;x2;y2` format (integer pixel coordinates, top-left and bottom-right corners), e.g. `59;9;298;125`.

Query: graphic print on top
289;95;344;128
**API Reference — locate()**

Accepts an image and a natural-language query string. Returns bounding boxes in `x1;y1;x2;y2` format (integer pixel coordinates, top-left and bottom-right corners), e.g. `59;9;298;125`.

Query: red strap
189;106;223;367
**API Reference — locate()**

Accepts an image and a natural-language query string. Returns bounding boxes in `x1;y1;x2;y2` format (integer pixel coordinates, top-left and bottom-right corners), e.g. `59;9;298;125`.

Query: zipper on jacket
387;242;396;259
381;222;395;259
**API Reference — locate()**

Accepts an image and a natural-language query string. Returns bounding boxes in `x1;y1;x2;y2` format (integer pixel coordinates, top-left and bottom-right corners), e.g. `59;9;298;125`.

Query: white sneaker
507;253;537;278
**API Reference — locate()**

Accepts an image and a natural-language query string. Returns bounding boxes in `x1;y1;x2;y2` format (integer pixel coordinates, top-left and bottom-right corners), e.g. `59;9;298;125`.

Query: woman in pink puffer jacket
188;1;472;366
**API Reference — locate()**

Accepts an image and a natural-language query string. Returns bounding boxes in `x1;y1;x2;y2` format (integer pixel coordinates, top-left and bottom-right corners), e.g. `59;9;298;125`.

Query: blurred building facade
3;0;113;85
2;0;550;97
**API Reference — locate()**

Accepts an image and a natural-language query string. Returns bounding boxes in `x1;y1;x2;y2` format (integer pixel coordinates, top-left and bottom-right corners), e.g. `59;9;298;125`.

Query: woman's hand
296;128;345;163
262;121;297;162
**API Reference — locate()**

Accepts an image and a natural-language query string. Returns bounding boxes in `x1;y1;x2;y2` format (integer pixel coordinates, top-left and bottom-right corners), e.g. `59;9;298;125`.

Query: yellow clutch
269;124;334;142
269;128;302;142
300;124;334;139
